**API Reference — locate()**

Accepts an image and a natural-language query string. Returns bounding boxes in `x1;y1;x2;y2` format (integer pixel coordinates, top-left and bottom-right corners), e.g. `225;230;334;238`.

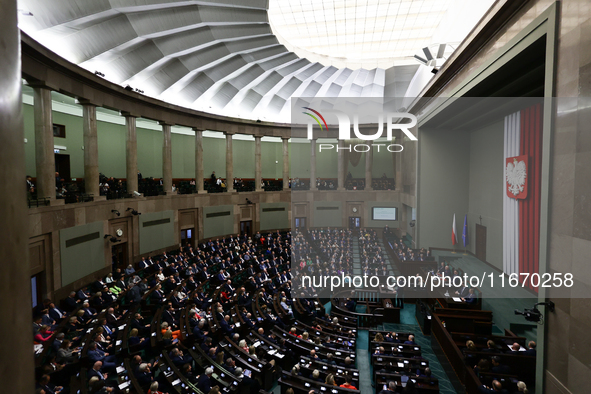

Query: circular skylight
268;0;494;69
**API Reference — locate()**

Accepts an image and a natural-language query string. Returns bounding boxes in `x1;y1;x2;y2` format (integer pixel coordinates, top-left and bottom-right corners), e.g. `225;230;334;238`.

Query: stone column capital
75;98;99;107
120;111;140;118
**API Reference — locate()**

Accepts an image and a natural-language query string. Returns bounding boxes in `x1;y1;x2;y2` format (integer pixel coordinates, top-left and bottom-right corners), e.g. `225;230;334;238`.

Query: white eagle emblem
506;159;527;196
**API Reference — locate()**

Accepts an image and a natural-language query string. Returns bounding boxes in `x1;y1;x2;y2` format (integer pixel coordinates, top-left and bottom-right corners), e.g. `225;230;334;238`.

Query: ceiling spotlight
94;71;105;78
18;9;34;16
126;208;141;215
134;88;144;94
431;68;439;75
124;85;133;91
111;209;120;216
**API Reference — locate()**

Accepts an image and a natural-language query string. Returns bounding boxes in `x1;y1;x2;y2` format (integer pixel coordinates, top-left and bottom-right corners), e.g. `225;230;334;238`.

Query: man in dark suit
126;284;142;304
151;285;165;304
37;374;64;394
479;379;509;393
524;341;536;356
131;312;150;335
192;320;209;342
378;381;397;394
87;342;117;370
404;335;416;345
169;348;192;367
482;340;497;352
87;361;108;382
223;357;237;374
219;315;234;336
63;292;79;312
197;367;213;393
134;363;154;387
491;356;511;375
236;367;260;394
48;302;66;322
182;364;198;384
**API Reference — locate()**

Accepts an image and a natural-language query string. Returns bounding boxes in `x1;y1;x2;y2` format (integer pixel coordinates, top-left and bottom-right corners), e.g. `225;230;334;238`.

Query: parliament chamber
1;1;590;394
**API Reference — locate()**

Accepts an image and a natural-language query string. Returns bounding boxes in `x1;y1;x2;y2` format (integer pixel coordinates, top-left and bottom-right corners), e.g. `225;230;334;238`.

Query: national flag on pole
452;214;457;245
462;214;469;247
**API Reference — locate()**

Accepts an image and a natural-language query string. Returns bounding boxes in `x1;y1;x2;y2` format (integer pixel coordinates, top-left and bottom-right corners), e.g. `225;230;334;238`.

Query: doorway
31;273;43;309
55;153;71;181
349;217;361;229
295;217;307;229
181;228;195;248
475;224;487;262
240;220;253;237
111;243;128;270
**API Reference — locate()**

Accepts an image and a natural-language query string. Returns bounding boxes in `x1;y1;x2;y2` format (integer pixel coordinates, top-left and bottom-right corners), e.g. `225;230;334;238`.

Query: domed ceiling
17;0;494;123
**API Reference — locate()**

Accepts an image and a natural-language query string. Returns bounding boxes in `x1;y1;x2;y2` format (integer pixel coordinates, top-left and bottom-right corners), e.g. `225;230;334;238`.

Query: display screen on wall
372;207;398;221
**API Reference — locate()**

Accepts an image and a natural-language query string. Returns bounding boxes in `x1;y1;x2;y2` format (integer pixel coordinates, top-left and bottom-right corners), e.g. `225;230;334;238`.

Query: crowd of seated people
298;228;354;278
316;178;337;190
372;174;395;190
358;229;390;277
33;230;309;394
384;228;431;262
290;177;309;190
99;173;126;199
463;338;535;393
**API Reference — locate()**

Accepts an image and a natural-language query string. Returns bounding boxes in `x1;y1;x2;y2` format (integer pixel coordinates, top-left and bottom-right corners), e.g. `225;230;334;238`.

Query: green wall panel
468;120;504;270
260;202;289;230
60;221;105;286
137;126;163;178
97;120;126;178
171;133;196;179
139;210;175;254
312;201;342;227
203;205;235;239
234;140;255;178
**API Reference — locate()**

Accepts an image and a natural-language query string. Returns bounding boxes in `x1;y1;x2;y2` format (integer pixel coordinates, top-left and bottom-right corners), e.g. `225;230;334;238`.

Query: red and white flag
451;214;457;245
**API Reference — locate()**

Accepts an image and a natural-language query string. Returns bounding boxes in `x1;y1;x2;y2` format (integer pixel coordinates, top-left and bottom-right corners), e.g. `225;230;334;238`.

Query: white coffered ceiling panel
18;0;494;123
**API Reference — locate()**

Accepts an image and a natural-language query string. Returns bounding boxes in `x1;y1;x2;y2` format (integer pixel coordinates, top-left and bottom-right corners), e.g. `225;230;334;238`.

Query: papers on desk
398;362;404;368
116;366;126;374
254;341;261;347
172;379;181;386
116;340;122;346
275;353;284;359
118;381;130;390
118;324;126;330
268;349;276;355
235;322;241;328
452;297;462;302
151;332;156;337
34;344;43;354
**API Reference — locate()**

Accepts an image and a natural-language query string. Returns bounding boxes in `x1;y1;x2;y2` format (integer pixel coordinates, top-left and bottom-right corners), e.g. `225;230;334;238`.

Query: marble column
194;128;205;193
160;122;172;195
123;113;138;195
0;1;36;392
32;85;55;202
282;137;289;190
365;146;373;191
225;132;234;192
81;102;100;198
255;136;262;192
310;139;317;190
337;139;345;190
